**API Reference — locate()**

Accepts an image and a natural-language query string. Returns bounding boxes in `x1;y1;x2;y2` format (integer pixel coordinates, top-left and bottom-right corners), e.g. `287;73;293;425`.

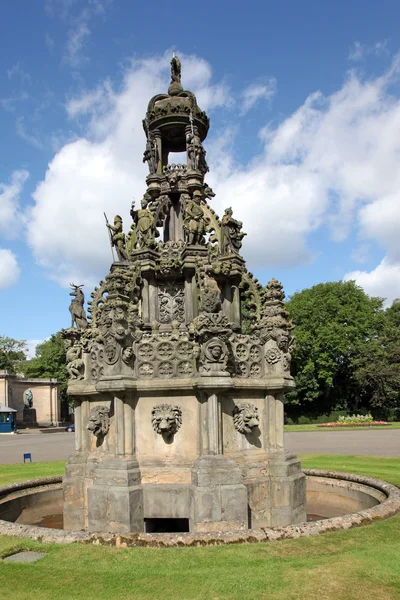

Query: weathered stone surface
0;471;399;546
4;551;47;563
60;56;306;535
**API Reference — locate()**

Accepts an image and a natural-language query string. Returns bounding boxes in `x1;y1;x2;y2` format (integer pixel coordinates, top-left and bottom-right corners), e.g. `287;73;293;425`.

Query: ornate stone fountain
62;56;306;534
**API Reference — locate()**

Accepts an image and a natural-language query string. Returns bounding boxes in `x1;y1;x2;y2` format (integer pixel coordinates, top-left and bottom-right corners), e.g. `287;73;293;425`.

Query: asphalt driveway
0;428;398;464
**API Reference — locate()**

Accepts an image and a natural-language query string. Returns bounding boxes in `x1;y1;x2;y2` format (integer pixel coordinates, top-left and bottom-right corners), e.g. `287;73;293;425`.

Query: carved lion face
87;405;110;437
233;403;260;434
151;404;182;436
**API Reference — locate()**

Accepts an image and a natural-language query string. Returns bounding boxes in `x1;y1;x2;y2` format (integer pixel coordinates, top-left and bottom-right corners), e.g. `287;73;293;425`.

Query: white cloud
0;249;20;289
7;63;31;85
349;40;390;61
345;259;400;305
241;78;277;114
0;170;29;238
27;51;400;302
64;20;90;68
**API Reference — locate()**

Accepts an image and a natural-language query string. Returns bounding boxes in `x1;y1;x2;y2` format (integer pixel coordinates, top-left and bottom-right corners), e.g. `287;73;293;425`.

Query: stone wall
0;371;60;427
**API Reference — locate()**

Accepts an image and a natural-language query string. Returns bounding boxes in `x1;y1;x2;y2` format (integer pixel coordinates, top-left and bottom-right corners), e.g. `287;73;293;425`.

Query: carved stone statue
183;191;206;245
221;208;246;254
143;131;159;174
69;284;88;330
233;403;260;434
87;405;110;437
65;340;85;380
151;403;182;438
127;201;138;252
186;128;209;174
170;55;181;84
107;215;129;261
24;388;33;409
134;196;159;249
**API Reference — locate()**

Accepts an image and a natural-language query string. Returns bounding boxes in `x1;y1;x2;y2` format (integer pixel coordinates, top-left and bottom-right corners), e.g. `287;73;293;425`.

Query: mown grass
0;456;399;600
0;461;66;486
284;422;400;432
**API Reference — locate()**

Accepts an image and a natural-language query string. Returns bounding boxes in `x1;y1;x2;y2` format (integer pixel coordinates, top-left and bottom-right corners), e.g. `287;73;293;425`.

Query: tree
19;333;68;406
0;336;27;373
285;280;389;418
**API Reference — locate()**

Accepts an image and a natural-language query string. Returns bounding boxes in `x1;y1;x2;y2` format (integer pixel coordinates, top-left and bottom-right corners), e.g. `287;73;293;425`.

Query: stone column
232;285;241;328
207;393;219;455
153;129;162;174
142;277;150;323
74;398;82;452
124;396;134;456
184;272;195;323
114;394;125;456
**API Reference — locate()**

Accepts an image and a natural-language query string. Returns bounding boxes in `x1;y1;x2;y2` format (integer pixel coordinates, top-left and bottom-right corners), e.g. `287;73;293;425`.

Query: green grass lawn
0;456;399;600
284;422;400;432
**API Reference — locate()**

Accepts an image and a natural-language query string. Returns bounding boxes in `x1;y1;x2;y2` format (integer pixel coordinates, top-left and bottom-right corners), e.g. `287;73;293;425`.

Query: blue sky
1;0;400;354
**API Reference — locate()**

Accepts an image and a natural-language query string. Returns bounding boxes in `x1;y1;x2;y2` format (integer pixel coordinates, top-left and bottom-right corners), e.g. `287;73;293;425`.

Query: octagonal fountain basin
0;469;399;546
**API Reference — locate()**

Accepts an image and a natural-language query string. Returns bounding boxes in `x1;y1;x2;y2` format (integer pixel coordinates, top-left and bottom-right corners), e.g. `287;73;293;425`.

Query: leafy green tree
19;333;68;405
0;336;27;373
286;281;388;418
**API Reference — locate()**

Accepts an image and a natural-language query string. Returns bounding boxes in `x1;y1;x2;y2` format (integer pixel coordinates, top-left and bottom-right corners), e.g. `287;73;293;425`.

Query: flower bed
317;421;391;428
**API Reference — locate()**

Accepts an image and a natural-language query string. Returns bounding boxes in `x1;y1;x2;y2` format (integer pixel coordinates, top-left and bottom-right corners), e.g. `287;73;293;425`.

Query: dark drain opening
144;518;189;533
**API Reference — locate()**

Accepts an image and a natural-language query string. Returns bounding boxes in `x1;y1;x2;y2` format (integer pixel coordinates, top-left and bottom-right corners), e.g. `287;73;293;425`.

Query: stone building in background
0;371;60;427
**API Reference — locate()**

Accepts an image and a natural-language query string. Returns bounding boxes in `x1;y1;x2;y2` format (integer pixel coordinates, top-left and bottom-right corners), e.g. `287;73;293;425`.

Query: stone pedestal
23;408;37;425
87;457;143;533
245;452;306;528
190;455;248;532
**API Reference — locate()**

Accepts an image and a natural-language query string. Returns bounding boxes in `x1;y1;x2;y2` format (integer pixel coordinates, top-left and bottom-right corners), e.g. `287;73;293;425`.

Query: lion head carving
87;405;110;437
233;403;259;434
151;404;182;436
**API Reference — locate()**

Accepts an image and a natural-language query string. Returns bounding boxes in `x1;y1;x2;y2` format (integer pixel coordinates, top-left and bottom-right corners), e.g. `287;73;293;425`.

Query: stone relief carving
158;283;185;323
198;337;229;377
233;403;260;434
65;339;85;380
151;404;182;437
87;405;110;437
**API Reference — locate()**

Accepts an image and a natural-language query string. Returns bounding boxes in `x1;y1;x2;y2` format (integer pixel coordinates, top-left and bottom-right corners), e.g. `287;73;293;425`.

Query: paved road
0;432;75;464
0;429;398;464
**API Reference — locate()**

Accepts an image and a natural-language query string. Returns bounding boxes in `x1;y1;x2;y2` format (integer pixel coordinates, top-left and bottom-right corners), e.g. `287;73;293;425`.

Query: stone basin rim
0;469;399;546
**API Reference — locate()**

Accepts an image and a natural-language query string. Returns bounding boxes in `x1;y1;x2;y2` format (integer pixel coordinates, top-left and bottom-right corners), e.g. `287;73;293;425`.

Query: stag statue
69;284;88;330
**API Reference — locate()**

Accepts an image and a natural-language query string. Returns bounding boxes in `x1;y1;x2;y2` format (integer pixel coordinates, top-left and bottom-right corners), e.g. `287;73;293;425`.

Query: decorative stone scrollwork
158;361;174;377
139;363;154;377
104;334;119;365
157;341;174;359
233;403;260;434
87;405;110;437
138;343;154;360
177;360;194;377
265;347;281;364
151;404;182;437
158;283;185;323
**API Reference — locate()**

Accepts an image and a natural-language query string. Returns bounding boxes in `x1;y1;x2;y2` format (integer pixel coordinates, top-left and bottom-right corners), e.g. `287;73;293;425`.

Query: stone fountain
61;56;306;534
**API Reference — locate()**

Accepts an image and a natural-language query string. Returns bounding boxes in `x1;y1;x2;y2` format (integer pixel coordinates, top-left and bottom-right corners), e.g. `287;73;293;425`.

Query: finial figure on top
168;54;183;96
171;54;181;83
